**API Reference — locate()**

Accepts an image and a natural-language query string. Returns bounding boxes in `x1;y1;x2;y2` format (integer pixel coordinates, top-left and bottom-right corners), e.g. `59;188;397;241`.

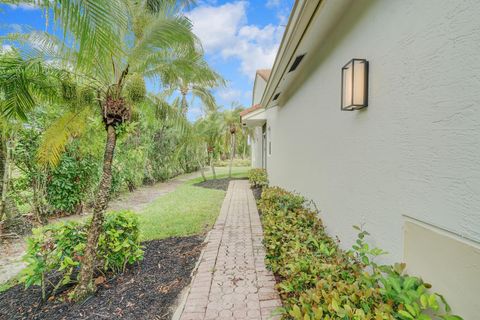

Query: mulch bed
194;177;247;191
0;236;204;320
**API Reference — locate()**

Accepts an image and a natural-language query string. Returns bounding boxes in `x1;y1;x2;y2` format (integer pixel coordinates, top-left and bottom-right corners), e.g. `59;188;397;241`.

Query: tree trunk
198;160;207;182
209;154;216;180
181;91;188;115
228;133;235;178
0;138;7;221
75;124;117;299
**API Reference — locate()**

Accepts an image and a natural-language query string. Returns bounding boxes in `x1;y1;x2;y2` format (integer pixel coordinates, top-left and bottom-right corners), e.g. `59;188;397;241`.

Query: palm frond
191;85;217;113
0;54;67;120
130;13;196;67
37;108;90;167
147;94;188;134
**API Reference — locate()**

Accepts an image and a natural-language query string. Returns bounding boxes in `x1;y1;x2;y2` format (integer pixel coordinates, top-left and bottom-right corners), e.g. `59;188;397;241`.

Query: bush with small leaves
259;187;463;320
248;168;268;188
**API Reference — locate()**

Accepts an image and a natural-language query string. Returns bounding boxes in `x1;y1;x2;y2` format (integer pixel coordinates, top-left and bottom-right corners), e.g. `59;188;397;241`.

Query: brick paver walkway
177;180;282;320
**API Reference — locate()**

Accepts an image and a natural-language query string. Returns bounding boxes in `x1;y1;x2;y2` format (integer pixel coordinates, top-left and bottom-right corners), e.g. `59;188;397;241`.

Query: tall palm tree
160;50;224;114
197;112;224;179
2;0;201;298
223;107;242;178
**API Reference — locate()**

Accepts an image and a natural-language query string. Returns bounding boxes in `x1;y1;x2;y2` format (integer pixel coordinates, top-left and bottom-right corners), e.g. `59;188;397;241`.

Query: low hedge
258;187;462;320
248;168;269;188
20;210;144;300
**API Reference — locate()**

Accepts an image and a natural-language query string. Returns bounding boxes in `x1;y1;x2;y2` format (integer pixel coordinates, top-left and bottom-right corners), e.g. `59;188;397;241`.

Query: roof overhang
260;0;351;109
241;106;266;128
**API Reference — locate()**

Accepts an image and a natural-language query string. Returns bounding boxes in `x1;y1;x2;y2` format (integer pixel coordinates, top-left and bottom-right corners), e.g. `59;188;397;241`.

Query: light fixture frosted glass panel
353;60;366;105
342;62;353;109
341;59;369;111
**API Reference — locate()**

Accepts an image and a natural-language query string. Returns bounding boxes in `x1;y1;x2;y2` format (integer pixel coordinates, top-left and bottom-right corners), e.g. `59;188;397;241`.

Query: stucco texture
264;0;480;317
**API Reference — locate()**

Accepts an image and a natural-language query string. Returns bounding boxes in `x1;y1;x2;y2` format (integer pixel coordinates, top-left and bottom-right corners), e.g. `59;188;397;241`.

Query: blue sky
0;1;294;120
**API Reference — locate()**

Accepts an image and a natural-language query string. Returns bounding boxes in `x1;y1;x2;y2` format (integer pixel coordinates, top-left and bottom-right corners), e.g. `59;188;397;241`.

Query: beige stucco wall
265;0;480;317
404;220;480;318
251;126;263;168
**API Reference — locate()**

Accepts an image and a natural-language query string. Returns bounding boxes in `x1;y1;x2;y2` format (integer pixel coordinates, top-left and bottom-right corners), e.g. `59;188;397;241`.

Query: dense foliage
248;168;269;188
0;0;245;298
258;187;463;320
20;210;143;300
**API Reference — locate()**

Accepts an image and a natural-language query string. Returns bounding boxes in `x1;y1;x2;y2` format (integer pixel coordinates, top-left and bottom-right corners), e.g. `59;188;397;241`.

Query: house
241;0;480;317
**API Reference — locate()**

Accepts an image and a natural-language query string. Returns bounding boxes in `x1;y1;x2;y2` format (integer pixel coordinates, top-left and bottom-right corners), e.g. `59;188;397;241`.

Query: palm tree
223;107;242;178
197;112;224;179
160;50;224;115
2;0;201;298
0;51;68;222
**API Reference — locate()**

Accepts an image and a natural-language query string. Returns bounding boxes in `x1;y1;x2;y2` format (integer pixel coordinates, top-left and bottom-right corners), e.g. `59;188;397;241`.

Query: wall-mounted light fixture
341;59;369;111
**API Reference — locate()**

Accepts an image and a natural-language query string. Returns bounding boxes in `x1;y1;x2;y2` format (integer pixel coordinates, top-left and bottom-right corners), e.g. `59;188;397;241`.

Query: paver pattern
178;180;282;320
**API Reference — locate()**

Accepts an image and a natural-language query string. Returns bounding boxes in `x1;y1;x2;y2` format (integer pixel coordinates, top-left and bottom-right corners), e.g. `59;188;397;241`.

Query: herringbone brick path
178;180;281;320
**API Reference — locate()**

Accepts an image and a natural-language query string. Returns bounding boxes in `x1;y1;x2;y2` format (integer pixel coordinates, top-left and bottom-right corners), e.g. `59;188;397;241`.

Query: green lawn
197;165;250;181
137;166;250;241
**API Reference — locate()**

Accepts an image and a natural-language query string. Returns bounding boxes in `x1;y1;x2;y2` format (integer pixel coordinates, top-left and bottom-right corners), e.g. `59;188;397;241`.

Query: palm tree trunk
181;92;188;114
75;124;117;299
228;133;235;178
209;154;216;179
0;138;8;221
198;160;207;182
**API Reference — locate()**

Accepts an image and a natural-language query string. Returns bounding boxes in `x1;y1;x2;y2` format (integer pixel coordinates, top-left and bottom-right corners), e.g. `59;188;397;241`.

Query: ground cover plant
258;187;463;320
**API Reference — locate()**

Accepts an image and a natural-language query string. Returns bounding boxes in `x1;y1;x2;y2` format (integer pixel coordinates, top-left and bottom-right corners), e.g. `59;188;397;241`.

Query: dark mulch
194;177;247;191
0;236;204;320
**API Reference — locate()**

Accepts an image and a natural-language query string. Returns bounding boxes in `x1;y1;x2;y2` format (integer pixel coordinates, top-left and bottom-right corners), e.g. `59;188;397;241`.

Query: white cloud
9;24;23;33
0;45;13;53
187;2;247;53
187;1;283;79
217;87;242;102
266;0;281;8
8;3;37;10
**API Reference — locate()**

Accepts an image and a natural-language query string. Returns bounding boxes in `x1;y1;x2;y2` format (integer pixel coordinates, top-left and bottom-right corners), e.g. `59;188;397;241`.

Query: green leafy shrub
97;211;144;272
47;151;99;214
248;168;268;188
20;210;143;300
259;187;463;320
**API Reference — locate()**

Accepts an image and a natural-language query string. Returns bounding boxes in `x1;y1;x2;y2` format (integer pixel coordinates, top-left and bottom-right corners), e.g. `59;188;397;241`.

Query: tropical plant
161;49;224;114
196;111;225;179
0;52;68;222
20;210;143;301
222;107;243;177
1;0;208;298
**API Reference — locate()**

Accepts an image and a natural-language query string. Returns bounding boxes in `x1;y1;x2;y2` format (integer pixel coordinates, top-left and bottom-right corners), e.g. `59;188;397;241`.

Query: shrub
248;168;268;188
20;210;143;300
97;211;144;272
47;152;99;214
259;187;463;320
